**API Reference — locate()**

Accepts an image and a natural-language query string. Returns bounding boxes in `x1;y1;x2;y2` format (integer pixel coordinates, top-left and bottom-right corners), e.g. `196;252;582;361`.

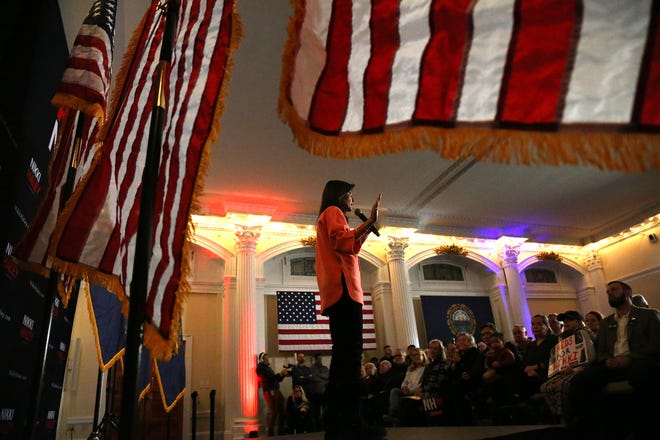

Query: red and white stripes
288;0;659;132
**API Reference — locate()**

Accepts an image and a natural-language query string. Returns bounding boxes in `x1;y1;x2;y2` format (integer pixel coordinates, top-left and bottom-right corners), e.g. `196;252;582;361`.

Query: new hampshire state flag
87;282;126;371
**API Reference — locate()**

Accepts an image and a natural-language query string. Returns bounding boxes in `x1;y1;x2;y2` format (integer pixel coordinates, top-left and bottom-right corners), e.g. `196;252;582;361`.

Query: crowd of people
256;281;659;438
259;179;658;440
256;352;330;436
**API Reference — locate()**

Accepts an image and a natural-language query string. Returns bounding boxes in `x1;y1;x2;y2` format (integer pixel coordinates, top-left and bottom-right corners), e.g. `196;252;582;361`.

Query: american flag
277;291;376;352
44;0;238;360
53;0;116;123
279;0;660;171
12;0;115;279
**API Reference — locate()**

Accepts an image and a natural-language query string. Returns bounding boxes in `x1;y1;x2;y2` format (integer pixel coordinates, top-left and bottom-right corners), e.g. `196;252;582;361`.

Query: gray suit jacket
598;305;660;364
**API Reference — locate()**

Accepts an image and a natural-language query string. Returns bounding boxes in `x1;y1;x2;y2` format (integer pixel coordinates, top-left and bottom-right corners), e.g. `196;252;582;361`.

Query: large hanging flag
47;0;239;360
279;0;660;171
12;0;117;280
277;291;376;352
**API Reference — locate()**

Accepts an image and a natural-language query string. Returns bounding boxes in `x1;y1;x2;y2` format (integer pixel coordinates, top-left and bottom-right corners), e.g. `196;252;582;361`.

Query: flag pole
118;1;179;438
24;112;86;440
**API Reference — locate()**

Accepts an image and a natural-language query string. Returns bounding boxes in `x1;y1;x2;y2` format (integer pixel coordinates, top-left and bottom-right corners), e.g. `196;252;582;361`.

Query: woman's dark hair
480;322;497;332
490;331;505;342
318;180;354;216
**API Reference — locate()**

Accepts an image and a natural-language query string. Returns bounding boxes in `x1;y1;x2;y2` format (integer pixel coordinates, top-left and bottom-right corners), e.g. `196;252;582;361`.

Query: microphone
354;209;380;237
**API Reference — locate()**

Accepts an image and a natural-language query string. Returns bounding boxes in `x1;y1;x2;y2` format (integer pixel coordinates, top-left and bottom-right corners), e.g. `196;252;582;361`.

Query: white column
228;224;261;438
386;236;419;349
371;281;395;352
497;243;532;331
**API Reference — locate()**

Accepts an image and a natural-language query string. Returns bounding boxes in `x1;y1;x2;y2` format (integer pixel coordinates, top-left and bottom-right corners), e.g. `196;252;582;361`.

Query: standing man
256;352;288;436
380;345;394;364
291;352;313;397
308;353;329;431
567;281;660;437
315;180;383;440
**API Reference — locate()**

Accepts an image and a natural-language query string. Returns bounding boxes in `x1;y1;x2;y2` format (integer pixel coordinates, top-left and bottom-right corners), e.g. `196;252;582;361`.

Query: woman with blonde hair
287;384;313;434
384;348;427;425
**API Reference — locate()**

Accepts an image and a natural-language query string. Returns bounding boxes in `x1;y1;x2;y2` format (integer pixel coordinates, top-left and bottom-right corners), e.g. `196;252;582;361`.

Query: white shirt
400;366;426;392
613;312;631;357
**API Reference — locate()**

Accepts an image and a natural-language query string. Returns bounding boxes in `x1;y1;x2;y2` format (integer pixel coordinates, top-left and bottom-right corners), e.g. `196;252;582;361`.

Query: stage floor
251;425;565;440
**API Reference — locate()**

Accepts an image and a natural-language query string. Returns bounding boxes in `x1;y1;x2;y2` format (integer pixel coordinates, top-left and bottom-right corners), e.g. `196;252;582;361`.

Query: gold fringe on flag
153;357;187;413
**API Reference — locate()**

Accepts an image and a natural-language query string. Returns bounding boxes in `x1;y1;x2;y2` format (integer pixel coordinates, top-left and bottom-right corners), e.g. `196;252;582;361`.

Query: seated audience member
468;323;524;421
548;313;564;336
443;338;457;362
286;385;313;434
476;323;497;352
398;339;450;426
568;281;660;438
359;362;378;414
385;348;427;425
446;331;481;425
363;360;400;422
519;314;558;399
584;310;603;346
539;310;596;421
512;324;532;358
404;344;417;366
380;345;394;364
470;323;522;387
390;349;408;383
481;332;519;405
364;362;378;380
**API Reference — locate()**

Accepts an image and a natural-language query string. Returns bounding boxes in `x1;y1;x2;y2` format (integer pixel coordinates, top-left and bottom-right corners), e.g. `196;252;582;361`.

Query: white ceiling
61;0;660;246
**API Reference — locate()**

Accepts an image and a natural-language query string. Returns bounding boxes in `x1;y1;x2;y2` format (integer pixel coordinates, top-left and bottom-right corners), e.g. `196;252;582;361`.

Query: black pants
263;389;286;436
323;277;363;435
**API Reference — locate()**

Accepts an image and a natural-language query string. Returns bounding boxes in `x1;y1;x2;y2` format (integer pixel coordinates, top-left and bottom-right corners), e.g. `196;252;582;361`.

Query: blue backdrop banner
420;296;495;343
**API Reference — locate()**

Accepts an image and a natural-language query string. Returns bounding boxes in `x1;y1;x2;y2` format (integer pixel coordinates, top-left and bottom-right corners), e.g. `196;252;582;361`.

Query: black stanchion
191;391;198;440
209;389;216;440
87;364;119;439
140;389;150;440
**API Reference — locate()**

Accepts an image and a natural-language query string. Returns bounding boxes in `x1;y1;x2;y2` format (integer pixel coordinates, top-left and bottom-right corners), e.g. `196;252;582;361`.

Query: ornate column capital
583;251;603;271
386;236;409;261
498;243;521;265
234;224;261;252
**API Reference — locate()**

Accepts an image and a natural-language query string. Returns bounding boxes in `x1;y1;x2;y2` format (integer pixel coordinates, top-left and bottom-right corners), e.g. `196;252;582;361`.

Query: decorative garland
536;251;563;262
434;244;468;256
300;236;316;247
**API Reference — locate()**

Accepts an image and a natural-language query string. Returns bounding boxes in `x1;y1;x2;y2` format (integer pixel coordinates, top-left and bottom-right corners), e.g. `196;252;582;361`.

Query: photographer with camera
257;352;288;436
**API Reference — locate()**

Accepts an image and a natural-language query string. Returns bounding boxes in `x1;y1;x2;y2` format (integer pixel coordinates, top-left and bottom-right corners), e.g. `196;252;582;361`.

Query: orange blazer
315;206;370;314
